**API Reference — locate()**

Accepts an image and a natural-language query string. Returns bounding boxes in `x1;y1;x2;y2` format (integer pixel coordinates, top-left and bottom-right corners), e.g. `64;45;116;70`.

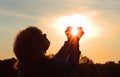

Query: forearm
53;41;70;60
53;40;81;64
67;43;81;64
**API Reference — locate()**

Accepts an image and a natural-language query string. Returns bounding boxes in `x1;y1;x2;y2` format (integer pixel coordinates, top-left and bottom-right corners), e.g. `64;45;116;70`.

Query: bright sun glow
71;28;79;36
53;14;99;40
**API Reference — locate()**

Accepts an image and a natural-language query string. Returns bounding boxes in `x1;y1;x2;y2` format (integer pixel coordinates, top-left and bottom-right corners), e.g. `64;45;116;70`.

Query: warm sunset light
53;14;99;39
71;28;79;36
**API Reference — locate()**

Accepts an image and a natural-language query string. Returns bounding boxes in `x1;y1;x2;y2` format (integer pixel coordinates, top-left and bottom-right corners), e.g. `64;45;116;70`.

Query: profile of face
40;34;50;53
13;26;50;61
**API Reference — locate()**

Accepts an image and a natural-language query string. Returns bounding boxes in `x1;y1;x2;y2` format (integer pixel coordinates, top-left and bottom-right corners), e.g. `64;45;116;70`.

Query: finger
65;26;72;32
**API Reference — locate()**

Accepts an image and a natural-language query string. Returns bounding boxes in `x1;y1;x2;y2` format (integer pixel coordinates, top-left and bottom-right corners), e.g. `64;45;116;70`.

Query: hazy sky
0;0;120;63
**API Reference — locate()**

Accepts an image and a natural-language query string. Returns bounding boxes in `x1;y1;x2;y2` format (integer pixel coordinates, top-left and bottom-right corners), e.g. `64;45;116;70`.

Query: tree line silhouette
0;57;120;77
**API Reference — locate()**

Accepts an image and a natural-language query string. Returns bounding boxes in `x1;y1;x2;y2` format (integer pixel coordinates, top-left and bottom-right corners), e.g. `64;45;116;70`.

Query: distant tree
105;61;120;77
118;60;120;64
105;61;116;65
80;56;94;64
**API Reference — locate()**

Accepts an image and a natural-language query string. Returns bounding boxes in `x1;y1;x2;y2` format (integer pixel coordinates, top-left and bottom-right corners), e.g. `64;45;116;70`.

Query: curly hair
13;26;50;62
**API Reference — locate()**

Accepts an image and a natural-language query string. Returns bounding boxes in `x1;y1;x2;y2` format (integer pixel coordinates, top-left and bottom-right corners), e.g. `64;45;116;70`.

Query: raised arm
53;26;84;64
65;26;84;64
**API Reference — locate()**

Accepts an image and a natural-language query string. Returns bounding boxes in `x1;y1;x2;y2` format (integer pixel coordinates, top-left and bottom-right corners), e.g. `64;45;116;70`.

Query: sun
71;28;79;36
53;14;99;40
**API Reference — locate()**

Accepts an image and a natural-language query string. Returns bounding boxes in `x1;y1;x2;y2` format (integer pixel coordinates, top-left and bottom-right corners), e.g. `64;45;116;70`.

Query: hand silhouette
75;27;84;42
65;26;73;42
65;26;84;43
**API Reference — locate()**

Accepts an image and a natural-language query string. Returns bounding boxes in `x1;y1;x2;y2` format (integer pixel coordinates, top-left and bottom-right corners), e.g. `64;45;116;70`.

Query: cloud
0;0;119;17
0;0;68;16
0;8;39;20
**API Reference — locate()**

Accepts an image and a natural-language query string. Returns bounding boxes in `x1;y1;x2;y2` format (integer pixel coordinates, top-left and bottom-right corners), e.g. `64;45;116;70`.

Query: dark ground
0;57;120;77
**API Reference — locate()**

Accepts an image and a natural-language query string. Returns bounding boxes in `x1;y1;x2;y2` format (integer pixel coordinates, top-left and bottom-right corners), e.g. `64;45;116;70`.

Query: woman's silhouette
13;26;84;77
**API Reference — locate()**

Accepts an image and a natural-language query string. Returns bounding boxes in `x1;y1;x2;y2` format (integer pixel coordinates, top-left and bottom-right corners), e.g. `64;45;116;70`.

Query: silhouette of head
13;26;50;62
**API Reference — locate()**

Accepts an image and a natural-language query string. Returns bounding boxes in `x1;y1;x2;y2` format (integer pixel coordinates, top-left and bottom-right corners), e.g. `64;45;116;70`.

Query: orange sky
0;0;120;64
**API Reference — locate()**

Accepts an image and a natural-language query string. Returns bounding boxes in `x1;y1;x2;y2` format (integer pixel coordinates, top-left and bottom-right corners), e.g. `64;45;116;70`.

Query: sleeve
67;46;81;65
53;41;70;61
53;41;81;64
